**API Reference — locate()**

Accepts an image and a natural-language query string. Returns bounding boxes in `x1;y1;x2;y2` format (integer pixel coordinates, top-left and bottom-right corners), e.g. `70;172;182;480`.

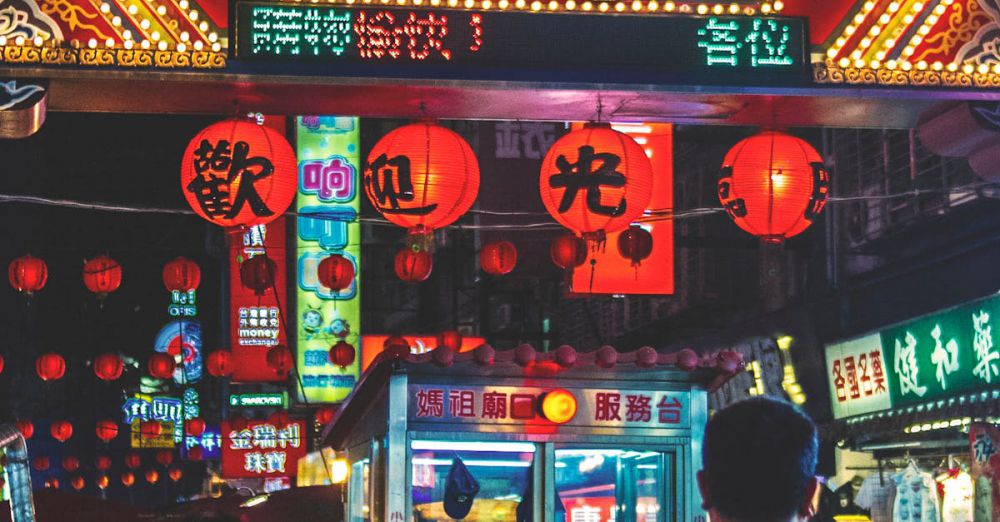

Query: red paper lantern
363;121;480;233
93;352;123;381
185;418;206;438
539;123;654;240
550;233;588;270
181;119;297;228
121;472;135;487
145;469;160;484
95;419;119;442
395;248;432;283
71;476;85;491
266;345;293;376
718;131;830;243
15;420;33;440
616;225;654;267
148;353;177;380
438;331;462;351
8;254;47;295
239;254;276;296
95;455;112;471
229;415;249;432
187;446;203;462
62;456;80;472
140;421;162;439
168;467;183;482
480;241;517;276
51;420;73;442
384;336;410;352
97;475;109;490
32;456;49;471
36;352;66;381
163;256;201;292
82;255;122;297
0;354;5;375
317;255;355;292
328;341;356;369
155;450;174;467
124;453;141;470
316;406;336;425
206;350;234;377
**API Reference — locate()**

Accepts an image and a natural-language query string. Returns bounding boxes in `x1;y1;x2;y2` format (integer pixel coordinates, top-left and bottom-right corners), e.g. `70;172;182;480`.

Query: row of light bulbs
826;0;956;65
833;56;1000;75
300;0;784;16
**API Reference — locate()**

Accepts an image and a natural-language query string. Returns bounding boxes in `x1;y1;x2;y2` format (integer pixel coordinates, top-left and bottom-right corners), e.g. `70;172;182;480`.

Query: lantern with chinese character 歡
8;254;47;296
317;254;355;292
240;254;276;296
718;131;830;243
181;118;297;228
83;255;122;298
395;247;432;283
51;420;73;442
328;341;356;369
206;350;234;377
36;353;65;381
185;418;206;438
539;123;654;242
15;420;33;440
163;256;201;292
616;225;653;267
93;352;123;381
95;419;118;443
364;122;480;234
480;241;517;276
266;345;294;377
148;352;177;380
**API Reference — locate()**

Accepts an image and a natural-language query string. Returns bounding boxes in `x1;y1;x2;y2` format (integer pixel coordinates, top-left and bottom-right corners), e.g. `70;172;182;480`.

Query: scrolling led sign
234;3;807;84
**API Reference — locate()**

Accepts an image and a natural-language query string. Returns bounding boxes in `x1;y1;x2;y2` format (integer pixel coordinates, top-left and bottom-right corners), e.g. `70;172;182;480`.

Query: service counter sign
221;419;306;478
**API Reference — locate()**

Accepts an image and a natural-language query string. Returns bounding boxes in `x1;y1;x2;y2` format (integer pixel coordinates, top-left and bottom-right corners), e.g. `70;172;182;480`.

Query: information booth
323;344;742;522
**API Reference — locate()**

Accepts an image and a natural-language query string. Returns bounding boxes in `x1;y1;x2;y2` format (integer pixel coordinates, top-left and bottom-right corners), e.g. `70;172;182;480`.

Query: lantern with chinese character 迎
266;345;293;377
363;122;480;234
185;418;206;438
181;118;297;228
539;123;654;243
480;241;517;276
15;420;33;440
125;453;141;470
155;450;174;467
32;456;49;471
616;225;653;267
8;254;47;296
36;352;65;381
718;131;830;243
95;455;112;471
51;420;73;442
62;456;80;472
140;421;162;439
239;254;276;296
93;352;123;381
83;255;122;298
206;349;234;378
328;341;356;369
317;254;355;292
550;233;588;270
148;352;177;380
163;256;201;292
395;247;432;283
438;331;462;351
168;467;183;482
95;419;118;443
121;472;135;488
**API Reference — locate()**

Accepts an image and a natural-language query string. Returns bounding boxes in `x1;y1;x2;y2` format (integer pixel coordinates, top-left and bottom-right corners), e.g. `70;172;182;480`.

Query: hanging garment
856;473;897;522
972;475;991;522
938;471;973;522
893;464;941;522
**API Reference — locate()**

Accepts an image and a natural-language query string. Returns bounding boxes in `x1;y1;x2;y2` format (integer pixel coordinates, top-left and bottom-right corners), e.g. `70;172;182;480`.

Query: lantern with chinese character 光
617;225;653;267
83;255;122;298
718;131;830;243
93;352;123;381
36;353;65;381
148;352;177;380
163;256;201;292
95;419;118;443
364;121;480;234
240;254;275;296
8;254;47;295
539;123;654;242
328;341;356;369
395;246;432;283
266;345;294;376
480;241;517;276
51;420;73;442
206;350;234;377
317;254;355;292
180;118;297;228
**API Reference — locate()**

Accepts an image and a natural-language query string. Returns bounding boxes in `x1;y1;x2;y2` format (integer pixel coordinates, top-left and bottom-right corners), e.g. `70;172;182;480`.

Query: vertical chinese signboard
221;419;306;478
825;334;892;419
295;116;362;403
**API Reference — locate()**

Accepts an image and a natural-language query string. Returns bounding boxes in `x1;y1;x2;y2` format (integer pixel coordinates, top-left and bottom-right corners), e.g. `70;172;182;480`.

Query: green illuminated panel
229;392;289;408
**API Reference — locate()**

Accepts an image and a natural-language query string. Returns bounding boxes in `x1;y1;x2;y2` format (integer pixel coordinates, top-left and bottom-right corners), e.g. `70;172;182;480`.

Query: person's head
698;397;820;522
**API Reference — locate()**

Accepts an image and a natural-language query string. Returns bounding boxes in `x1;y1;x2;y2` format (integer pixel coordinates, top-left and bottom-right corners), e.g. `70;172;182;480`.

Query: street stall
322;343;742;522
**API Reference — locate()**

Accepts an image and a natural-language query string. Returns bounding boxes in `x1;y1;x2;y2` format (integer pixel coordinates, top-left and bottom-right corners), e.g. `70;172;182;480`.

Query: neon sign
229;392;288;408
221;419;307;478
122;389;200;444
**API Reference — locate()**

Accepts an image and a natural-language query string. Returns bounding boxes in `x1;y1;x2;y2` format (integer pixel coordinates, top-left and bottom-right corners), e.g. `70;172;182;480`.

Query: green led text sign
229;392;288;408
234;2;808;85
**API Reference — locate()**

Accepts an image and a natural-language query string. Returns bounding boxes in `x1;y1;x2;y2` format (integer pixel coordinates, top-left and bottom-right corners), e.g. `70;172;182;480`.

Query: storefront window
555;449;665;522
410;440;536;522
349;458;370;522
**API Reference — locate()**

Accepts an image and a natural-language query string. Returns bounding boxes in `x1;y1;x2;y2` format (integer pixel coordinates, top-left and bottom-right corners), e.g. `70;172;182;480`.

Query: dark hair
702;397;818;521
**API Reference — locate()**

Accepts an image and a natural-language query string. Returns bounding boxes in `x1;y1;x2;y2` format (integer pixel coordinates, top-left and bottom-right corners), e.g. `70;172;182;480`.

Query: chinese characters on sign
825;335;893;420
122;390;200;447
696;18;795;68
221;420;306;478
549;146;628;218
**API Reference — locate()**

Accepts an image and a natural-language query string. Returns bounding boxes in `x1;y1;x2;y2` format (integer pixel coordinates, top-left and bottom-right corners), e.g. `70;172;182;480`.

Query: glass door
554;448;672;522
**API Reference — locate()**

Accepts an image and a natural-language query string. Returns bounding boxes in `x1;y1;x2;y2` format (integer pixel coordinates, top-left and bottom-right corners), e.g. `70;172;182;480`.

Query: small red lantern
187;446;203;462
539;123;654;240
95;419;119;442
328;341;356;369
62;456;80;472
140;421;162;439
124;453;141;470
395;248;432;283
51;420;73;442
0;354;5;375
8;254;47;295
163;256;201;292
82;255;122;298
616;225;654;267
317;255;355;292
148;353;177;380
480;241;517;276
206;350;234;377
45;478;59;489
32;456;49;471
364;122;480;233
550;234;588;270
240;254;276;296
121;472;135;487
438;331;462;351
718;131;830;243
316;406;336;425
93;352;123;381
96;475;109;490
229;415;249;432
15;420;33;440
71;476;85;491
185;418;206;438
36;352;66;381
155;450;174;467
168;466;183;482
266;345;294;376
145;469;160;484
95;455;112;471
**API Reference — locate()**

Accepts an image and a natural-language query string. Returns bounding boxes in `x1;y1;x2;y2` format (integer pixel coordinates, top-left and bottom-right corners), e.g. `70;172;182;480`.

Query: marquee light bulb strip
284;0;783;17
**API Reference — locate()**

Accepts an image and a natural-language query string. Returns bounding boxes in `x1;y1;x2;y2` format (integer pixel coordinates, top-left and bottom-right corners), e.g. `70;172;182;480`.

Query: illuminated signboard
181;425;223;461
295;116;362;403
234;3;808;84
123;389;200;446
229;392;288;408
826;334;892;420
153;320;203;385
168;290;198;317
221;419;307;478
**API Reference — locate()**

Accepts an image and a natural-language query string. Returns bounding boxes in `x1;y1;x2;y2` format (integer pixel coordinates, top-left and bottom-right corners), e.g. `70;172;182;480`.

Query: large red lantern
62;456;80;472
121;472;135;487
718;131;830;243
36;353;65;381
181;118;297;228
95;419;119;442
163;257;201;292
8;254;47;295
206;350;234;377
95;455;112;471
51;420;73;442
266;345;293;376
550;233;588;270
539;123;654;240
480;241;517;276
239;254;275;296
364;121;480;233
148;352;177;380
438;331;462;351
15;420;33;440
395;247;432;283
185;418;206;438
83;255;122;297
616;225;654;267
124;453;141;469
93;352;123;381
317;255;355;292
328;341;356;369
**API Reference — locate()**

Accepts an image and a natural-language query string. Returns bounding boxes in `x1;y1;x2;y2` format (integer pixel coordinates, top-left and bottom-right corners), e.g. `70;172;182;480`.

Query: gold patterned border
0;45;225;69
813;61;1000;89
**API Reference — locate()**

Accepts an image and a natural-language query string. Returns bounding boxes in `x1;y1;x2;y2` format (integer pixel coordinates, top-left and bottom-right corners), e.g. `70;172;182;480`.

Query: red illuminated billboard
221;418;306;479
